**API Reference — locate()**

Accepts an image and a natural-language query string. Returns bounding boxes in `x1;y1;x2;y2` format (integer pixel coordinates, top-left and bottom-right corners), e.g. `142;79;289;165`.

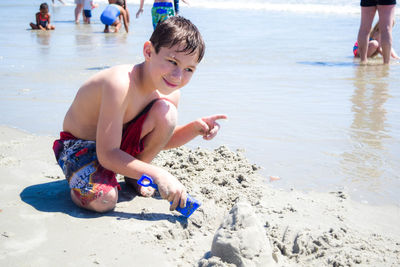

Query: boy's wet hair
40;3;49;10
150;16;205;63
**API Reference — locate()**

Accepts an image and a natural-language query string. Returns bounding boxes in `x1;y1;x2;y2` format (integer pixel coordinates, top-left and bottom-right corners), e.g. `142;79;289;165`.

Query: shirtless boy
53;16;227;213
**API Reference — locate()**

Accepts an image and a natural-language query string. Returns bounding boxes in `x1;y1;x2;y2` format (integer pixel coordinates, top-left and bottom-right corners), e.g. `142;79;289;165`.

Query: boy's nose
170;67;182;81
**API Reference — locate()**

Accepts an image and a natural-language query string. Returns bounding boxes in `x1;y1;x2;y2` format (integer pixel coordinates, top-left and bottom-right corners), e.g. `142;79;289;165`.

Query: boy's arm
136;0;144;18
95;76;186;210
164;114;228;149
391;48;400;59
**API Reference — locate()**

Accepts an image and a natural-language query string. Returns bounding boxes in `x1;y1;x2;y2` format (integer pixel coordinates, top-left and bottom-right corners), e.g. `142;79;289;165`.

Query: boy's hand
155;170;187;211
136;8;143;18
196;114;228;140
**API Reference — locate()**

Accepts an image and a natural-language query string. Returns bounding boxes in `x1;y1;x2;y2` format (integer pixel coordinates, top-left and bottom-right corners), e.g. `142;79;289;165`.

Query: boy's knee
151;99;177;131
370;40;379;49
71;186;118;213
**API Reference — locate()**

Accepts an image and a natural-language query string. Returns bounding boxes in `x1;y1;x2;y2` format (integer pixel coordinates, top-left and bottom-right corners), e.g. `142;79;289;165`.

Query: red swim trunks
53;99;159;206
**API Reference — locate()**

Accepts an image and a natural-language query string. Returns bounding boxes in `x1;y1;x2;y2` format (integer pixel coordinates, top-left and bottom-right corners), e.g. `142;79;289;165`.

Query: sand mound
209;200;276;267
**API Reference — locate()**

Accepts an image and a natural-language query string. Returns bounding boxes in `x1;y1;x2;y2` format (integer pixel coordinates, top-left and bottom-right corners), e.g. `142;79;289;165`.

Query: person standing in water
356;0;396;64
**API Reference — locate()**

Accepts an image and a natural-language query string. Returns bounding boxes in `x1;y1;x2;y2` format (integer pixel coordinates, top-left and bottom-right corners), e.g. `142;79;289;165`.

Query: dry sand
0;125;399;266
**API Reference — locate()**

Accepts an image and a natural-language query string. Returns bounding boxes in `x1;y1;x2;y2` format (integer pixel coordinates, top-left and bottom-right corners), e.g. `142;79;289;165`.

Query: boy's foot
124;177;156;197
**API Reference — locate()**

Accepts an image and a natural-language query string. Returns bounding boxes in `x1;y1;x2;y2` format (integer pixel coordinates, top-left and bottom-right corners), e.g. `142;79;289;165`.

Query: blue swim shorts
84;9;92;18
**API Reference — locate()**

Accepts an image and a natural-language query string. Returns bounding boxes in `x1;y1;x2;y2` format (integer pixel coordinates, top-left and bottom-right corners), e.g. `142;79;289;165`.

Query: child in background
100;0;129;33
83;0;98;24
353;20;400;60
53;16;227;213
30;3;55;31
136;0;175;30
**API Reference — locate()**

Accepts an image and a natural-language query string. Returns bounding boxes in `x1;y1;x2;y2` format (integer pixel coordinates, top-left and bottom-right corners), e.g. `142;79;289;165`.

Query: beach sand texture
1;126;399;266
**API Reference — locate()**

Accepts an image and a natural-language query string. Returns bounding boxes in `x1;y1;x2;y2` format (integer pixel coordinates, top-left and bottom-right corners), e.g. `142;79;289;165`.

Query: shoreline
1;125;399;266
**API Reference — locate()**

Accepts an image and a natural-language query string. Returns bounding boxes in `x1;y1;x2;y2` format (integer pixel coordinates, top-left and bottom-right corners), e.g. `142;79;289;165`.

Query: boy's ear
143;41;154;61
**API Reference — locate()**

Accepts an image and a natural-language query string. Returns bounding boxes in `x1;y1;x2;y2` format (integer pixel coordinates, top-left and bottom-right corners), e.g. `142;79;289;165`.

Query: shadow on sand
20;179;186;225
297;61;355;67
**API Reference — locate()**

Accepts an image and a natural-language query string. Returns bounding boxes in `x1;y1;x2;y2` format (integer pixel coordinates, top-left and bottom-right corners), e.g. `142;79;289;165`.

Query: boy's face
40;7;48;15
146;42;199;95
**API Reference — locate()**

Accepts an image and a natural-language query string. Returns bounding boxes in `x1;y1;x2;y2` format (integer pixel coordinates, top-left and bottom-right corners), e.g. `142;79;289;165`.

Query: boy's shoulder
103;64;135;79
95;64;135;91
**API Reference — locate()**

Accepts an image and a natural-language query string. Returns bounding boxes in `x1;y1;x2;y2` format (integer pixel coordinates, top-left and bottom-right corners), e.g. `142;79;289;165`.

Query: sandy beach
1;125;399;266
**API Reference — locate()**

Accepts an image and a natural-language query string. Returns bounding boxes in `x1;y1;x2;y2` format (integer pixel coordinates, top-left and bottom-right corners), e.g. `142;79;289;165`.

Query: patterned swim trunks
151;2;175;29
53;134;120;206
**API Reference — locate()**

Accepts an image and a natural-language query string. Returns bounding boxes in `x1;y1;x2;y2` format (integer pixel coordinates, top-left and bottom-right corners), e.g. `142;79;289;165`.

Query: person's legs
46;24;55;30
30;23;39;30
124;99;178;195
377;4;396;64
71;186;118;212
357;6;377;63
83;10;92;24
53;138;120;213
114;21;122;32
68;163;120;212
82;11;87;23
74;1;83;23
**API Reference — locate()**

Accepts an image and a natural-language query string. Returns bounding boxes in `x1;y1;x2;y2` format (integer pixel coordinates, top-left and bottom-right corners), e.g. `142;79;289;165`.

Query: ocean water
0;0;399;205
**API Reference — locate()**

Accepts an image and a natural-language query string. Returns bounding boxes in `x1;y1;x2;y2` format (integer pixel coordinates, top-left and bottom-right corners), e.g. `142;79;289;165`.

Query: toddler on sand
83;0;99;24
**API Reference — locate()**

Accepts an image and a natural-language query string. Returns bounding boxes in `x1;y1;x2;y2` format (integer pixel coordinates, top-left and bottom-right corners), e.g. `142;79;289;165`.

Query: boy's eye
185;68;194;73
168;60;177;65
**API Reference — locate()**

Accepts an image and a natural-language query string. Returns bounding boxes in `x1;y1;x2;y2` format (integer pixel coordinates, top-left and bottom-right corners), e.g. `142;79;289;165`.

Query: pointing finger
211;114;228;121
